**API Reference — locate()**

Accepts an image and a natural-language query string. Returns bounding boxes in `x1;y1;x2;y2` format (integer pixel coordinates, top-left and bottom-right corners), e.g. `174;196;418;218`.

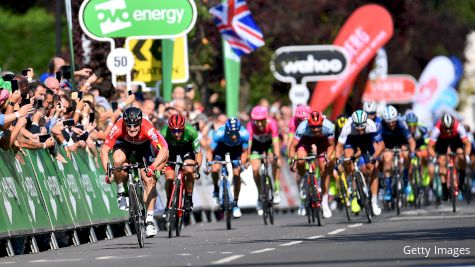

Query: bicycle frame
296;155;323;226
257;152;275;225
446;151;458;212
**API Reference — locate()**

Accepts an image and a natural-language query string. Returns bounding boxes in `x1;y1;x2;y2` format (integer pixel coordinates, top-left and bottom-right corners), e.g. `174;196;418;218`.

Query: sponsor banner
270;45;349;84
309;4;393;118
362;75;417;104
79;0;197;40
431;87;459;111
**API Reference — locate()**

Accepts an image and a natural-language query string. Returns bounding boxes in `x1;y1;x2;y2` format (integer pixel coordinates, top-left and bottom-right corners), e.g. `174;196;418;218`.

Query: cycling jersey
211;125;249;166
379;117;412;149
288;116;303;136
105;118;167;150
430;119;468;154
338;118;382;160
294;119;335;155
411;125;429;150
161;123;200;167
247;117;279;154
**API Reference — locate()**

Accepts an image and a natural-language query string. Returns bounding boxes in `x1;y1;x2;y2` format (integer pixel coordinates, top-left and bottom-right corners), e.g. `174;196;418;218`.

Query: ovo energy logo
79;0;197;39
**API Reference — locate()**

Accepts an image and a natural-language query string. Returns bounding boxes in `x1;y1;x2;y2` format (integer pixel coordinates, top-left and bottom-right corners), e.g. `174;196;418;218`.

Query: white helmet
362;101;377;113
442;113;454;129
382;105;398;122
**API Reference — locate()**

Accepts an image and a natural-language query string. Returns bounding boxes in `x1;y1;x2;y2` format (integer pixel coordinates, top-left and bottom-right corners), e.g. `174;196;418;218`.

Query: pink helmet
295;105;311;120
251;105;268;121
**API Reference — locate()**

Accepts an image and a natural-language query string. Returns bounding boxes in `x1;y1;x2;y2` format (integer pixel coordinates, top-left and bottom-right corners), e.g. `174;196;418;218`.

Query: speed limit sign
106;48;135;75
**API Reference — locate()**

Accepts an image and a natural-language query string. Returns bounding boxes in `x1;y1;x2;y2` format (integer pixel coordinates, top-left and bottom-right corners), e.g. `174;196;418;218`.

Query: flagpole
64;0;76;90
223;41;241;117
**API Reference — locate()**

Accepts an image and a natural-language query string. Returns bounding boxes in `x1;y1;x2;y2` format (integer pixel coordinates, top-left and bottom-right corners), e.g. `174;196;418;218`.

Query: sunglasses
367;112;376;116
310;125;322;129
354;123;366;130
171;128;183;134
407;123;418;127
126;123;140;129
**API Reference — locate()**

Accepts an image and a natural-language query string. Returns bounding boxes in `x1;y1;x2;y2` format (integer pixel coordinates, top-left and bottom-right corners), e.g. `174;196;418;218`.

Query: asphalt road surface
2;203;475;267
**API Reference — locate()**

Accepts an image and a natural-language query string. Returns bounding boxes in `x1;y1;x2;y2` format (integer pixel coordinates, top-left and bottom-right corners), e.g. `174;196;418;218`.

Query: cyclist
405;112;434;188
335;114;348;141
288;111;335;218
288;104;311;147
101;107;169;238
207;118;250;218
380;105;416;203
161;114;202;214
336;110;385;216
247;106;281;216
363;101;383;131
428;113;472;200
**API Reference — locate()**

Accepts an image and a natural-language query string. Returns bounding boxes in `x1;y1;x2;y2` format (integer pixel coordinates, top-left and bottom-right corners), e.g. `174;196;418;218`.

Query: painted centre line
307;235;324;240
348;223;363;228
211;255;245;265
96;256;116;260
0;262;15;265
328;228;346;235
279;241;303;246
30;259;81;263
177;253;192;256
250;248;276;254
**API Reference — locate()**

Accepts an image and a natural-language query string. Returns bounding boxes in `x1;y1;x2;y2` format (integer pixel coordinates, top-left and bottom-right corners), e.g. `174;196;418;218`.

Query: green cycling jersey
161;123;200;153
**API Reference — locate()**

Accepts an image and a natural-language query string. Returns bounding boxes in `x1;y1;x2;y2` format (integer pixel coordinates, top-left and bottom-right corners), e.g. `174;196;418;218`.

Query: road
2;203;475;267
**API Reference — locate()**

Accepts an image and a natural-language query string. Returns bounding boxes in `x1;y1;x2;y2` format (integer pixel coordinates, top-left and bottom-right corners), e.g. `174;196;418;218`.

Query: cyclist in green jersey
161;114;202;212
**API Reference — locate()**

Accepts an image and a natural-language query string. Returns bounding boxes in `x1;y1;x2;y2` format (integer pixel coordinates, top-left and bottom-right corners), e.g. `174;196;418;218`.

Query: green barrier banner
26;150;76;231
74;150;127;223
13;152;52;234
0;152;35;237
53;149;92;228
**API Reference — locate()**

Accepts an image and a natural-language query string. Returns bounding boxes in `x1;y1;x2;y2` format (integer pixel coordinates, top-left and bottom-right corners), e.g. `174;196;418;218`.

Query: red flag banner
309;4;393;117
362;75;417;104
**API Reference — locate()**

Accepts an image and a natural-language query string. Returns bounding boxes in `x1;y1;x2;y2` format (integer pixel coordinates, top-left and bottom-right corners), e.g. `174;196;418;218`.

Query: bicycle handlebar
167;161;198;167
296;154;325;161
207;160;242;166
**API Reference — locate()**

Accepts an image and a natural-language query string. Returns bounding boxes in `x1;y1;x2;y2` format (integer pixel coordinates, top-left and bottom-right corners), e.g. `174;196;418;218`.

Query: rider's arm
457;124;472;156
335;142;344;159
100;144;112;172
100;121;122;172
371;131;386;159
270;119;281;158
245;121;253;155
190;125;202;168
327;138;335;160
207;130;219;163
428;127;440;158
408;137;416;154
241;128;250;165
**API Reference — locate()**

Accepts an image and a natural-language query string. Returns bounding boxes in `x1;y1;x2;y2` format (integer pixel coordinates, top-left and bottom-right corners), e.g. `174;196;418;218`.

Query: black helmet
123;107;142;126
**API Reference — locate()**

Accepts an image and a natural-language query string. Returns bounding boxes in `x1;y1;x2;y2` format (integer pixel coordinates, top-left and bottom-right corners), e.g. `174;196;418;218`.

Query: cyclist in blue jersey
206;118;249;218
405;112;435;186
336;110;385;215
380;105;416;202
363;101;383;133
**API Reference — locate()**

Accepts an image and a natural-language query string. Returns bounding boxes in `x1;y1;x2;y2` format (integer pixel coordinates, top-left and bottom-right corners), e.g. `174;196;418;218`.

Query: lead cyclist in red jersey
100;107;169;237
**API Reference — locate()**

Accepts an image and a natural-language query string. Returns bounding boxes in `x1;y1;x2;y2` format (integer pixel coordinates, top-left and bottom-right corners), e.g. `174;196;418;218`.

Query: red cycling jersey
104;118;168;151
429;119;468;145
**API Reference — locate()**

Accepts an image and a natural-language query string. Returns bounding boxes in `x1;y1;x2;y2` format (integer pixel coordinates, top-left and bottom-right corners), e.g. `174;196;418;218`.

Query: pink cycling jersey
288;116;302;135
246;117;279;143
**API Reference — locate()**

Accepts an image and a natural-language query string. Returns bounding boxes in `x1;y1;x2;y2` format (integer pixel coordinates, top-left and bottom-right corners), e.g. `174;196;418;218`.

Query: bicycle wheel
395;174;402;215
261;174;268;226
411;166;421;209
168;184;179;238
223;178;232;230
129;184;145;248
310;174;322;226
466;168;472;204
267;176;275;225
175;187;184;237
339;178;351;221
355;171;371;223
449;167;456;213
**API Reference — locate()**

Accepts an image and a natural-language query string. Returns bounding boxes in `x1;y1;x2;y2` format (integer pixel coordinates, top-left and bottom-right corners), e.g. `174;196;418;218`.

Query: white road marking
0;262;15;265
279;241;302;246
328;228;346;235
390;214;475;221
30;259;81;263
307;235;324;240
207;251;217;254
348;223;363;228
177;253;192;256
211;255;245;265
250;248;275;254
96;256;116;260
220;251;232;254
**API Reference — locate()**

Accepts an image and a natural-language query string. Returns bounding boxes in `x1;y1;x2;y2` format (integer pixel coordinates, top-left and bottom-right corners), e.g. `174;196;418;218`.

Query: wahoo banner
309;4;393;118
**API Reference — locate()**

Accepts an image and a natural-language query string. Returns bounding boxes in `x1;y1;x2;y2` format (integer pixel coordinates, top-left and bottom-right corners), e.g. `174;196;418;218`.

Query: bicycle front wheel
449;167;457;213
129;184;145;248
339;178;351;222
355;172;371;223
223;178;232;230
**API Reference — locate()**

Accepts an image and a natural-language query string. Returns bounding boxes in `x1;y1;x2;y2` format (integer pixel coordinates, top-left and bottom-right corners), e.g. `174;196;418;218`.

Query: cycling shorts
213;142;242;168
113;140;156;165
250;139;273;155
435;137;464;154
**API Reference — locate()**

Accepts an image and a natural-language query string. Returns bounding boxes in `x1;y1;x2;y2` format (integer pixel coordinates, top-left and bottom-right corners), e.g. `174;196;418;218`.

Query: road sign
106;48;135;75
79;0;197;40
130;36;189;83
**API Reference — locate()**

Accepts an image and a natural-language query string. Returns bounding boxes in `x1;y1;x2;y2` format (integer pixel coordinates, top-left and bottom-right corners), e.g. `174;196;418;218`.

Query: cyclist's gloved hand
288;158;295;166
104;175;113;184
369;156;377;164
146;165;156;177
410;152;416;159
204;165;211;175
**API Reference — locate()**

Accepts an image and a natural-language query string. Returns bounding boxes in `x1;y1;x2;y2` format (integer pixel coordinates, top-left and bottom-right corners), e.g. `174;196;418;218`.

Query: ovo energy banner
309;4;393;118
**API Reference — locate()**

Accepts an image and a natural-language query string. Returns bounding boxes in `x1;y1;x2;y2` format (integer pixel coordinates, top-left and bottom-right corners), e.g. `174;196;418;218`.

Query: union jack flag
210;0;265;56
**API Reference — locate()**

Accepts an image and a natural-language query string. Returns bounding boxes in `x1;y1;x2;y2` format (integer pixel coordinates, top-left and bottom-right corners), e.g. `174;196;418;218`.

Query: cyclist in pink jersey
288;105;311;147
247;106;282;215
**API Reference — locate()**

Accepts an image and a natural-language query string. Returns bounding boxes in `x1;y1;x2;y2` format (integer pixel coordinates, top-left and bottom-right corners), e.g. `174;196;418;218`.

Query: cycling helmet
308;111;324;127
441;113;454;129
362;101;377;114
168;113;185;130
405;112;418;125
351;110;367;129
123;107;142;126
225;118;241;135
295;105;311;120
250;106;268;121
336;114;348;129
382;105;398;122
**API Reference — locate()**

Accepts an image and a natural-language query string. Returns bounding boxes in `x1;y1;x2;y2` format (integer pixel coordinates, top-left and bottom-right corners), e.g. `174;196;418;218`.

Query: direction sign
79;0;197;40
129;36;189;83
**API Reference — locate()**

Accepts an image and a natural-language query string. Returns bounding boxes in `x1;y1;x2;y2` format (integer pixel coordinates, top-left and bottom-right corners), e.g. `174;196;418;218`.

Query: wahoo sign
270;45;349;84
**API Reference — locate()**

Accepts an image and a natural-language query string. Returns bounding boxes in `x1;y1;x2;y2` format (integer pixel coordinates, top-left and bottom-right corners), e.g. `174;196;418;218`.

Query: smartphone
20;95;30;107
62;67;71;80
128;89;133;96
111;101;118;111
76;124;84;130
11;80;18;92
89;112;95;124
78;91;83;100
55;71;61;81
39;134;51;143
35;99;43;109
63;119;75;127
